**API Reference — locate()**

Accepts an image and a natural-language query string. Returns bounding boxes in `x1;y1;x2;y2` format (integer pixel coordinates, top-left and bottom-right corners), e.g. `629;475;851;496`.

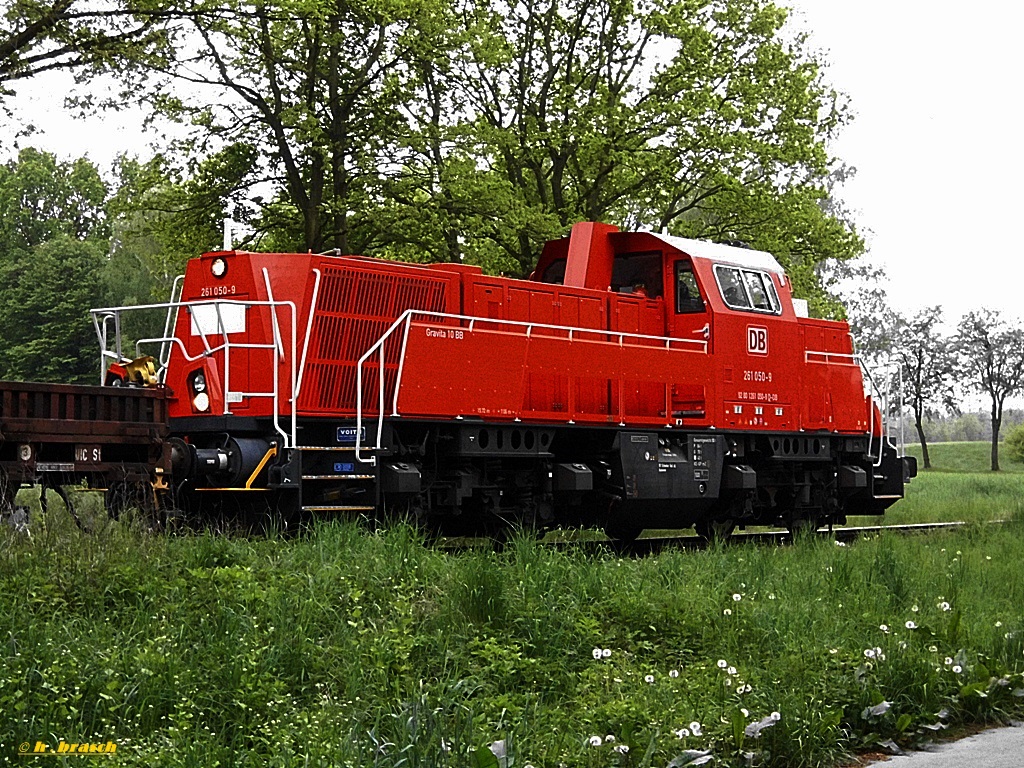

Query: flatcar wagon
92;221;916;538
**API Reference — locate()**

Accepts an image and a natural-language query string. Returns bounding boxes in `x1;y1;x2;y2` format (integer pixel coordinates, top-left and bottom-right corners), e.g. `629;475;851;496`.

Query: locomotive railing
355;309;709;465
90;297;298;449
805;349;892;468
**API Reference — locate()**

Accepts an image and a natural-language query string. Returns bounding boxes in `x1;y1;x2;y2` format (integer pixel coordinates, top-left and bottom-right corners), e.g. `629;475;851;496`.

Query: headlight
211;257;227;278
193;392;210;412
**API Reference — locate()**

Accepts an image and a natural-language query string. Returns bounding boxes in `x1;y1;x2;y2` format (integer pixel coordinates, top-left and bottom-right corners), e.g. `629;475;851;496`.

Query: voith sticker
747;326;768;356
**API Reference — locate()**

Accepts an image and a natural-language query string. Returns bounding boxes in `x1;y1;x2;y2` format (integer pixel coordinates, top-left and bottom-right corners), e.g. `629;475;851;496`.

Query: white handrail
91;297;298;448
354;309;711;464
295;269;322;402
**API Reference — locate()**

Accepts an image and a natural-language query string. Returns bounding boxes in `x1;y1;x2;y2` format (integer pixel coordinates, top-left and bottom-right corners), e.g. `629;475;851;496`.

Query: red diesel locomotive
93;221;916;538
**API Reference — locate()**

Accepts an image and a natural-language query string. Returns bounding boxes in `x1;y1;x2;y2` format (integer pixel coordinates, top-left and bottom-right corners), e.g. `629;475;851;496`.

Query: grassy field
847;441;1024;527
3;443;1024;767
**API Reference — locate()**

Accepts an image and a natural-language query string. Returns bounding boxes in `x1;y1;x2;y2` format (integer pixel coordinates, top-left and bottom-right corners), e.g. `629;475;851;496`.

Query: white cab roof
647;232;785;275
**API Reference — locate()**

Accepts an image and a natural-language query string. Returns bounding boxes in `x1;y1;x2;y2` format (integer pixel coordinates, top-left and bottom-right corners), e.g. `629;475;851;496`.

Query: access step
301;474;376;480
301;505;376;513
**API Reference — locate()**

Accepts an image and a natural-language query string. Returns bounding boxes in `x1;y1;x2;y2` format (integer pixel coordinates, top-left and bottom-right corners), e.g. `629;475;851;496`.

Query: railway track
430;520;983;554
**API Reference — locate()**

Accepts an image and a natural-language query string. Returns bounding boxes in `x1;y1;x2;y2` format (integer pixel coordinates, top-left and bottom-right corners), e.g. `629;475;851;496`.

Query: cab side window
714;265;781;315
675;261;706;314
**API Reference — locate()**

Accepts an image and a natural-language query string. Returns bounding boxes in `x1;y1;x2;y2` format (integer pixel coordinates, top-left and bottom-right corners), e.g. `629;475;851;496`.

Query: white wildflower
645;674;655;684
669;669;680;678
602;648;612;658
717;660;728;669
612;744;629;754
588;736;602;747
592;648;603;659
906;620;918;630
674;728;690;739
953;665;962;674
690;722;702;736
733;593;742;602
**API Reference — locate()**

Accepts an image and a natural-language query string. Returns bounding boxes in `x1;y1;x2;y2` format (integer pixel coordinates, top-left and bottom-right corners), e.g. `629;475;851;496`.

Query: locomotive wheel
695;517;735;542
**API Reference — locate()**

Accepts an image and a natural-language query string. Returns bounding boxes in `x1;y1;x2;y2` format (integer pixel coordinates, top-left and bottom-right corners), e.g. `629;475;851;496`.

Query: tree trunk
915;418;931;470
991;401;1002;472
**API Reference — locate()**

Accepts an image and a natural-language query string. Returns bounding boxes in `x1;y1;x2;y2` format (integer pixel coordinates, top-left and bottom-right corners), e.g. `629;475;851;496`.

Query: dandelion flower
674;728;690;739
588;736;602;747
770;711;781;721
880;624;890;633
727;666;737;675
602;648;612;658
717;660;728;668
939;601;951;611
945;657;953;666
669;669;680;678
906;620;918;629
645;674;655;684
605;735;615;743
733;593;742;602
723;608;732;616
592;648;603;659
864;648;876;658
690;722;702;736
613;744;629;754
953;665;962;674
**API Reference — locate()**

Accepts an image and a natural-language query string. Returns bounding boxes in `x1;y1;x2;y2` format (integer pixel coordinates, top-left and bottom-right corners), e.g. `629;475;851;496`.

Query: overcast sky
3;1;1022;324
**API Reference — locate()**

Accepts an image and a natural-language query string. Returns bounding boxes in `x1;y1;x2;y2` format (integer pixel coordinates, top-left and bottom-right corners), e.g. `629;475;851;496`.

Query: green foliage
5;503;1024;766
0;235;107;382
1003;426;1024;464
0;0;171;92
0;147;108;250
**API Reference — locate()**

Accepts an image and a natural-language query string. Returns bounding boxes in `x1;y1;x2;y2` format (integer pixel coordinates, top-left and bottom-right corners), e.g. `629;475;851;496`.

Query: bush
1004;425;1024;463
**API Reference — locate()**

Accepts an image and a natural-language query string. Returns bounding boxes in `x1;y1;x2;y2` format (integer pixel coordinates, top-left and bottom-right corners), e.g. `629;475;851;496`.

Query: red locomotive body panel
164;223;874;438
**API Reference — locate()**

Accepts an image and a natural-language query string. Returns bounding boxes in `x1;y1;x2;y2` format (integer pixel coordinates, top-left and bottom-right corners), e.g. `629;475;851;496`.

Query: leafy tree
892;307;958;469
0;146;108;249
119;0;446;254
0;0;170;94
0;235;107;382
385;0;861;286
956;310;1024;471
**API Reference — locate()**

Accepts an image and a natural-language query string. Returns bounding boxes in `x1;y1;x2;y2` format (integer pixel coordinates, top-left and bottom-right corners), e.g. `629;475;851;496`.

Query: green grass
905;440;1024;474
850;441;1024;527
5;501;1024;767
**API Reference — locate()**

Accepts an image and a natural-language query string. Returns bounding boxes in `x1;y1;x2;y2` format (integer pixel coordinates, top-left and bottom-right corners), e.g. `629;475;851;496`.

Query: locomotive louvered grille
299;264;449;414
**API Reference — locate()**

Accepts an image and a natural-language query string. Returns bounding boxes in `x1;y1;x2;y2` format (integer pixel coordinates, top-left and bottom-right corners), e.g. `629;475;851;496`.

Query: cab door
667;258;712;421
669;259;712;353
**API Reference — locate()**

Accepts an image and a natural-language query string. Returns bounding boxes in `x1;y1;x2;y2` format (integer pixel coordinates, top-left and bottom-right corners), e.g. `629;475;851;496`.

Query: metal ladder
295;444;380;515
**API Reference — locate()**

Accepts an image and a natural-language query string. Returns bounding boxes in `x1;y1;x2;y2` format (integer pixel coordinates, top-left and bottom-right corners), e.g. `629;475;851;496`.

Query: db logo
747;326;768;355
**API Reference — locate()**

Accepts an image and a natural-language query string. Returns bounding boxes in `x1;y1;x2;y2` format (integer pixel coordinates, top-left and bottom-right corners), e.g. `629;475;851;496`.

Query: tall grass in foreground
3;512;1024;767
